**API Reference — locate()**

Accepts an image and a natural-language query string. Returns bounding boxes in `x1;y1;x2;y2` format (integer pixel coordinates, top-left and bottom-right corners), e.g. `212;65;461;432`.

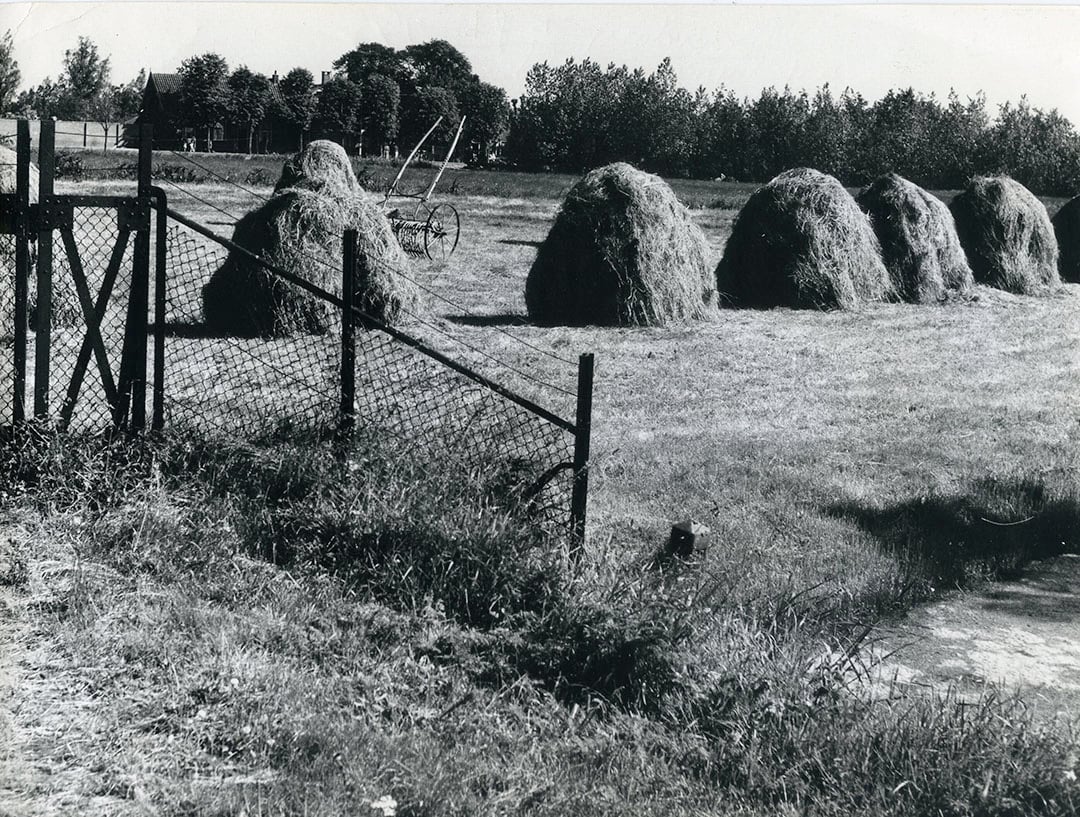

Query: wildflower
371;795;398;816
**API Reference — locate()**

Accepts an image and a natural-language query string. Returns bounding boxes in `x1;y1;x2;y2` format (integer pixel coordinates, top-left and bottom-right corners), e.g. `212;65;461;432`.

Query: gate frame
5;119;155;431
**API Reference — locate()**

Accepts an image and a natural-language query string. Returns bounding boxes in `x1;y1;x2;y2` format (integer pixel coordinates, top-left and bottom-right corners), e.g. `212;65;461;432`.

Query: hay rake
383;116;465;261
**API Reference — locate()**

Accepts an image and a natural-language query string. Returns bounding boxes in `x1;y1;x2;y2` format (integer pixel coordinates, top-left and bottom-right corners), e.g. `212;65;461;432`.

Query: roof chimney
321;71;331;85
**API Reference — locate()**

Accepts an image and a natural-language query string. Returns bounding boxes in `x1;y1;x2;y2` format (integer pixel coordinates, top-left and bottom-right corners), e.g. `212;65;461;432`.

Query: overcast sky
4;2;1080;124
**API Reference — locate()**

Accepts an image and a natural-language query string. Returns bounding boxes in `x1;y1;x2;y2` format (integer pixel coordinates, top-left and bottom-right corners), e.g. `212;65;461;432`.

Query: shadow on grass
497;239;543;248
152;321;241;339
826;476;1080;592
444;313;531;327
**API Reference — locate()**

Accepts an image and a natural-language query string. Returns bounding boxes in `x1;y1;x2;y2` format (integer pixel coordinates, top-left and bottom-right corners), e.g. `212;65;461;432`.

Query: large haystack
716;168;893;309
856;173;973;303
274;140;360;197
949;176;1059;295
525;162;716;326
202;188;416;337
1051;195;1080;284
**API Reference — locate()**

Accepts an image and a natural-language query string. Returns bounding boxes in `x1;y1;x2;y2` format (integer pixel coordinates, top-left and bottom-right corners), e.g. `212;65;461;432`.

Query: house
130;71;304;154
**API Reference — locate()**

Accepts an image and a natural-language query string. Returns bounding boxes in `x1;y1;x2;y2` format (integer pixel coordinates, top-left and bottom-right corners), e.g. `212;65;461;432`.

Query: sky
4;2;1080;125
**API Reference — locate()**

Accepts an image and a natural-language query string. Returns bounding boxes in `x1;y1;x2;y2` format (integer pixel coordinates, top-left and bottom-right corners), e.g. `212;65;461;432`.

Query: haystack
525;162;716;326
1051;195;1080;284
716;168;893;309
856;173;973;303
949;176;1059;295
274;140;361;197
202;187;416;337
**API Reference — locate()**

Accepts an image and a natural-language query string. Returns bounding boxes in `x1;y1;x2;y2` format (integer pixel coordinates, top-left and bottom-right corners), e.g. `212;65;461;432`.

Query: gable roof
149;73;182;96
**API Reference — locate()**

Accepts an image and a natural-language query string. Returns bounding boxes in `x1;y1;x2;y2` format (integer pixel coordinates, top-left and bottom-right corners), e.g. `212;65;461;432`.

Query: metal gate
1;120;155;431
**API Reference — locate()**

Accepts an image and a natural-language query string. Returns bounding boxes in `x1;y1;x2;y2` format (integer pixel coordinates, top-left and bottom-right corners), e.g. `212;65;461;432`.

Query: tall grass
2;424;1078;815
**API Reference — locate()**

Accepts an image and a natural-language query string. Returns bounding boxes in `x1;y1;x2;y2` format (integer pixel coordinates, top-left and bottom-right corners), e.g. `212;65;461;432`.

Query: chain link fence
160;215;582;534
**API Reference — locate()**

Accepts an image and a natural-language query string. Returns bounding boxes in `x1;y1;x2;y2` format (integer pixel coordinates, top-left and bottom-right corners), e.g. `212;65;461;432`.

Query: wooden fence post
569;352;594;559
152;187;167;432
339;229;357;443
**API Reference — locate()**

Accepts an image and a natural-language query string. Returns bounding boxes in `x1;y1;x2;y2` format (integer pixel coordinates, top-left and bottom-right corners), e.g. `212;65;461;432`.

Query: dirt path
0;520;147;817
868;553;1080;718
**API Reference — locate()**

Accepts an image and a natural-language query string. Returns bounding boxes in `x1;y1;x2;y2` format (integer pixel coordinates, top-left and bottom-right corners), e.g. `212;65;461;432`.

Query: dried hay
274;140;361;197
525;162;716;326
949;176;1059;295
857;173;973;303
716;168;893;310
1051;194;1080;284
202;187;416;337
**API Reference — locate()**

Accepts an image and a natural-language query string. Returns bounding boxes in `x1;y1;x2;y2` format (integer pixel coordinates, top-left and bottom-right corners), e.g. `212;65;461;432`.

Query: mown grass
4;158;1080;813
2;425;1079;816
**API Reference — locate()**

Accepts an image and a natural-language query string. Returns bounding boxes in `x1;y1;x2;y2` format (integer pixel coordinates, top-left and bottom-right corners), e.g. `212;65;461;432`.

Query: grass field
2;157;1079;815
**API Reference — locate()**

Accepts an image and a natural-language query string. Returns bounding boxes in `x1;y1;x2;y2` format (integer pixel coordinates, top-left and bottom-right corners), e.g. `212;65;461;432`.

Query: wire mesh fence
160;215;581;535
1;206;136;431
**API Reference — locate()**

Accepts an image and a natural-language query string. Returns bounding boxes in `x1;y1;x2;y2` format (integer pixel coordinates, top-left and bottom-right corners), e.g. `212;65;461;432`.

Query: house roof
149;72;182;99
147;71;286;106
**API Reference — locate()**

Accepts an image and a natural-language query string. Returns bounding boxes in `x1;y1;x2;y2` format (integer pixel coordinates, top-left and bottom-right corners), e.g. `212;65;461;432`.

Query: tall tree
359;74;400;154
279;67;317;149
401;40;473;93
401;86;460;152
89;69;145;152
312;76;363;146
334;43;403;85
0;30;20;113
63;36;111;117
458;81;509;163
228;66;272;153
179;53;230;150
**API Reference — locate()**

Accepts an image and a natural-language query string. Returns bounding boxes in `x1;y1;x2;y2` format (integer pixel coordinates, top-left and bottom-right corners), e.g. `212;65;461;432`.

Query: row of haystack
526;162;1076;327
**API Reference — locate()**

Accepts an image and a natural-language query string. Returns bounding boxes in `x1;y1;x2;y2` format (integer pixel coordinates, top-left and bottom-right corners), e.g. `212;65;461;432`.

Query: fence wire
2;206;135;431
161;217;578;533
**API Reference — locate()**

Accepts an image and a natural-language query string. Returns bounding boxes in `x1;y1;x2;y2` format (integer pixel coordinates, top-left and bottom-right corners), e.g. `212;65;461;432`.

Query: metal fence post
33;119;55;419
12;120;30;424
339;229;357;442
569;352;594;559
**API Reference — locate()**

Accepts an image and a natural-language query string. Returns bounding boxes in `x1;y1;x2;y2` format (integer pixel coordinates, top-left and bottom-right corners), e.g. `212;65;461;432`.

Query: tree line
1;32;509;159
506;57;1080;196
3;31;1079;195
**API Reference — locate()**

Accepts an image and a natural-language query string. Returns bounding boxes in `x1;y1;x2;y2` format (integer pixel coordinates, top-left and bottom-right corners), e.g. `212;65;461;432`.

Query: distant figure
184;136;196;153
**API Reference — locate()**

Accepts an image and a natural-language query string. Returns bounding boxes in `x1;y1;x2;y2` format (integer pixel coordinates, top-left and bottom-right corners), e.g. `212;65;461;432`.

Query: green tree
313;75;363;147
401;86;460;153
401;40;473;94
458;81;509;162
178;53;230;150
88;69;145;152
63;36;111;117
228;66;272;153
359;73;400;154
334;42;403;84
279;68;317;149
0;30;20;113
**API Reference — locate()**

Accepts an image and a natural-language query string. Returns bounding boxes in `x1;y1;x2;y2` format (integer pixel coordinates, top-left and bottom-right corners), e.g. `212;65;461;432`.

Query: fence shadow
445;313;531;327
498;239;543;248
825;476;1080;589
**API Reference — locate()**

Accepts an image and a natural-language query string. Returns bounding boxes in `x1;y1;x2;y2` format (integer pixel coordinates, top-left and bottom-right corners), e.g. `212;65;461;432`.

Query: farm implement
382;115;465;260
